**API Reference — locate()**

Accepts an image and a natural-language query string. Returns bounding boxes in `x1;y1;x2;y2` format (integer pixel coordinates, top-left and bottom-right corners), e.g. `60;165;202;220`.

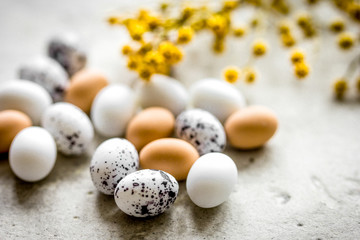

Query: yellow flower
233;27;246;37
252;40;267;57
329;19;345;33
138;43;153;55
290;50;305;64
158;41;183;64
144;51;164;66
223;66;240;83
222;1;239;12
107;16;120;25
278;22;290;35
181;6;194;20
297;14;311;28
177;26;194;44
294;62;309;79
281;33;296;47
127;56;140;70
333;78;348;98
137;9;150;21
338;32;354;50
245;69;256;83
348;3;360;22
128;20;147;41
138;65;153;81
207;14;228;36
160;2;169;12
147;16;162;30
121;45;132;55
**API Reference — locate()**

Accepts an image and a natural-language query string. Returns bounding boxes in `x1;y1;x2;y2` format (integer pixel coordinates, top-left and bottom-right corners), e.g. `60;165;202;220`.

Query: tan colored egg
140;138;199;181
126;107;175;151
65;69;108;114
0;110;32;153
225;106;278;149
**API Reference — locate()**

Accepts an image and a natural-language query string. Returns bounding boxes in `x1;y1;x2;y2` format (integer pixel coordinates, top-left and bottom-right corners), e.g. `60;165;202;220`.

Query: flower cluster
108;0;359;98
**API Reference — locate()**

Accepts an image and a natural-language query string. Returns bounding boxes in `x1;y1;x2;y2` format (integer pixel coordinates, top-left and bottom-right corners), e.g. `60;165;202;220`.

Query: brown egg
65;69;108;114
140;138;199;181
225;106;278;149
126;107;175;151
0;110;32;153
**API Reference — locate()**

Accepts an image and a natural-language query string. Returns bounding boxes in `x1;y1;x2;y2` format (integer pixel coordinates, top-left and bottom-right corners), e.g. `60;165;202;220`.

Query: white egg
186;153;238;208
91;84;136;137
137;74;188;116
47;32;87;76
0;80;52;125
90;138;139;195
9;127;57;182
41;102;94;156
175;109;226;155
114;169;179;217
190;78;246;122
18;56;69;102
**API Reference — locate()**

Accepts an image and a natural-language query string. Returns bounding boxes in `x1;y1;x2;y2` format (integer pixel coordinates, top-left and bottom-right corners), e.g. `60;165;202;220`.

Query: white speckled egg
18;56;69;102
190;78;246;122
90;138;139;195
175;109;226;155
186;153;237;208
0;80;52;125
9;127;57;182
138;74;188;116
91;84;136;137
41;102;94;156
114;169;179;217
47;33;87;76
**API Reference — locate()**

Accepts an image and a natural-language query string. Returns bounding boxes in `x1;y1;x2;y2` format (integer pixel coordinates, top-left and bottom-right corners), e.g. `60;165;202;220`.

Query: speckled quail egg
47;33;87;76
41;102;94;156
114;169;179;217
18;56;69;102
175;109;226;155
90;138;139;195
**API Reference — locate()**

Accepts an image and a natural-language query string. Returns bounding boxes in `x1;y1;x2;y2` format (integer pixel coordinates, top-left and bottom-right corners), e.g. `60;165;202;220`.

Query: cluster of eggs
0;33;278;218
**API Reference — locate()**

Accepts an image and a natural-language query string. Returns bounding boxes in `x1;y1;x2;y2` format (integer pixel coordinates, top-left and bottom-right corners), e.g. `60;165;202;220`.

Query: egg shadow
94;191;174;239
0;152;8;161
13;176;49;207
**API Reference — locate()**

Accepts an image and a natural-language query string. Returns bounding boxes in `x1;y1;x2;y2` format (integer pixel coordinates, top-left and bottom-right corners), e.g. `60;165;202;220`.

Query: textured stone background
0;0;359;239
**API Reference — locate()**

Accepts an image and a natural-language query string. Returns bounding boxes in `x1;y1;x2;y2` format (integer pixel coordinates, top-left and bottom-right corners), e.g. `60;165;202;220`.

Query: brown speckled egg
140;138;199;181
126;107;175;151
0;110;32;153
225;106;278;149
65;69;108;114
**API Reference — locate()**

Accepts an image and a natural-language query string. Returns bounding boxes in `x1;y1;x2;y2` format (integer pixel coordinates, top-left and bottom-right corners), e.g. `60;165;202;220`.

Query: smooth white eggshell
137;74;188;116
190;78;246;122
90;138;139;195
91;84;136;137
0;80;52;125
41;102;94;156
114;169;179;217
186;153;238;208
18;56;69;102
9;127;57;182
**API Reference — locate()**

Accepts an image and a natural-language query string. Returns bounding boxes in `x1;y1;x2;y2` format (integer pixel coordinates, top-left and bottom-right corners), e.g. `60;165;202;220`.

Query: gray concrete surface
0;0;360;239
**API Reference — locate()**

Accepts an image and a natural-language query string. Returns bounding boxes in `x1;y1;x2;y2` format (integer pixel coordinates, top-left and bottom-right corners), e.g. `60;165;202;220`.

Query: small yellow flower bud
281;33;296;47
222;1;239;12
333;78;348;98
329;19;345;33
121;45;132;55
290;50;305;64
223;66;240;83
245;69;256;84
177;26;194;44
294;62;309;79
252;40;267;57
107;16;120;25
338;32;354;50
233;27;246;37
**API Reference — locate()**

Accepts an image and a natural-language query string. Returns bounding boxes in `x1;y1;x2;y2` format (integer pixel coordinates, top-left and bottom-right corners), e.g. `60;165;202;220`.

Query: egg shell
91;84;136;137
186;153;237;208
9;127;57;182
18;56;69;102
175;109;226;155
90;138;139;195
126;107;175;151
114;169;179;217
140;138;199;181
190;78;246;123
48;33;87;76
225;106;278;149
65;69;108;114
138;74;188;116
0;80;52;125
0;110;32;153
41;102;94;156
